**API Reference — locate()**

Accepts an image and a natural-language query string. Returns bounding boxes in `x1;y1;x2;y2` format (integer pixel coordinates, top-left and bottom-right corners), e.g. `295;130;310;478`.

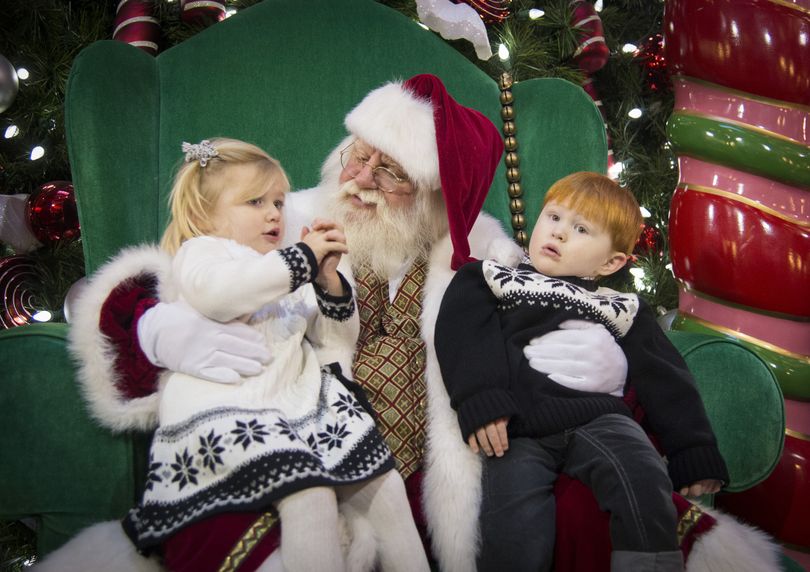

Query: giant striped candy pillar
112;0;160;56
663;0;809;553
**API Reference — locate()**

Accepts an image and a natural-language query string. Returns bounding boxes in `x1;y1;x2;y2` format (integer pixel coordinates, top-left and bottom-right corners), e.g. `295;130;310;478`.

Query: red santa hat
344;74;504;270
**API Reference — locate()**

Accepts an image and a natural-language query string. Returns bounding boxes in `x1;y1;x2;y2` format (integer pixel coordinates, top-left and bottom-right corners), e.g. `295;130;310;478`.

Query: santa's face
337;139;416;212
327;141;447;278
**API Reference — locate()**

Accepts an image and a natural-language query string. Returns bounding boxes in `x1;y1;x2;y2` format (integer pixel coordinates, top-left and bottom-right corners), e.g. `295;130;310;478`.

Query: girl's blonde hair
543;171;643;255
161;138;290;255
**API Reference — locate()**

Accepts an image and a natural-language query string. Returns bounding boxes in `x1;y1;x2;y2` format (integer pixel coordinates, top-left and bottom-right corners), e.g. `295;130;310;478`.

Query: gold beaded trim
499;72;527;248
676;503;704;544
217;512;278;572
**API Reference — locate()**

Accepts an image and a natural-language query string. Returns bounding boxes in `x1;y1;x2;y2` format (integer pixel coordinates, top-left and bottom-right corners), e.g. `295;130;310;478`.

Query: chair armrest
665;330;785;492
0;323;149;557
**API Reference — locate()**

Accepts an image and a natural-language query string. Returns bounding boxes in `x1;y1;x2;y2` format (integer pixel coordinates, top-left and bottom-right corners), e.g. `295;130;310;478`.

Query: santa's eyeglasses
339;141;413;195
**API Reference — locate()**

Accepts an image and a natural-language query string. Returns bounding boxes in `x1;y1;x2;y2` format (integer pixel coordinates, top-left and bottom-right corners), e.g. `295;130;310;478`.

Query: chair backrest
64;0;606;274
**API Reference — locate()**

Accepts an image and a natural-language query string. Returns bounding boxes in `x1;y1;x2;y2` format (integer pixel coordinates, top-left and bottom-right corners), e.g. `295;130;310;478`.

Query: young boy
435;171;729;572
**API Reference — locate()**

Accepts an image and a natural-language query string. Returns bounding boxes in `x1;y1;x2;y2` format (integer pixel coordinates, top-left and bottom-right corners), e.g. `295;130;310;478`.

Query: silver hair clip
182;140;219;167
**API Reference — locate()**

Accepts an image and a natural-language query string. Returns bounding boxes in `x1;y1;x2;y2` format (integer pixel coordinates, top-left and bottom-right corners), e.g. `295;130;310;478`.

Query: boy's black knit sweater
434;259;729;490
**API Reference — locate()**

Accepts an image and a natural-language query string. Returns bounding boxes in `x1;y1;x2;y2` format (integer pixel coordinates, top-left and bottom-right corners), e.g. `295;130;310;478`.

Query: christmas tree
0;1;675;565
0;0;677;333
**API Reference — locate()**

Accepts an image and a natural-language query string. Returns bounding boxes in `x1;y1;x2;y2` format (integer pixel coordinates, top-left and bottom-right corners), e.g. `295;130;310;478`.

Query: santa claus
42;74;779;572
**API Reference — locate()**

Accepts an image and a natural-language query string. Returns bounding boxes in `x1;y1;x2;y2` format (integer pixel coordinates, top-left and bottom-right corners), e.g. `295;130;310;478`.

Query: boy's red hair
543;172;643;255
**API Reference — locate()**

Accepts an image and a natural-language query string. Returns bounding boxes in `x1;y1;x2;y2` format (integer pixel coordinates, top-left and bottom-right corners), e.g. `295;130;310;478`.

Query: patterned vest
352;259;427;478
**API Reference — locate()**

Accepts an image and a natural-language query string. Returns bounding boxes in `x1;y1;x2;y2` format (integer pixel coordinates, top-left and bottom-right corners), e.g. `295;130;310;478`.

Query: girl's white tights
273;486;346;572
338;470;430;572
259;471;429;572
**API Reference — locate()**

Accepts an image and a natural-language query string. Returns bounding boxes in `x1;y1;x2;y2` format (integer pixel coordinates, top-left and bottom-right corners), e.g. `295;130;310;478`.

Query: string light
498;43;510;61
16;67;29;80
30;146;45;160
594;0;603;11
629;268;648;291
4;125;19;138
622;43;637;54
628;108;643;119
225;8;237;18
640;206;651;218
608;161;625;180
529;9;544;19
32;310;52;322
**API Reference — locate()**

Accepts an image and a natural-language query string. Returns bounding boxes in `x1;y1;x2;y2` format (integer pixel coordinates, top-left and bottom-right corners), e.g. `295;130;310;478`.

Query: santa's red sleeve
99;275;161;400
68;244;171;432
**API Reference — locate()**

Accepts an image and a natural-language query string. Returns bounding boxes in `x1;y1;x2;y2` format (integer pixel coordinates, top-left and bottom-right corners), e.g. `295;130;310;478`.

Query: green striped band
667;112;810;189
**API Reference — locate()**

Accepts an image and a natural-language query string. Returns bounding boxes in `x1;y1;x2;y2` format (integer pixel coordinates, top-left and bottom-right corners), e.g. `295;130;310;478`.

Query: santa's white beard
328;180;447;279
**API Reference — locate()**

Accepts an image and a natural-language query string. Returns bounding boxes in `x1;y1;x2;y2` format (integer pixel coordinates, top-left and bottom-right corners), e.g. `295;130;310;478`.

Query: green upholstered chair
0;0;785;559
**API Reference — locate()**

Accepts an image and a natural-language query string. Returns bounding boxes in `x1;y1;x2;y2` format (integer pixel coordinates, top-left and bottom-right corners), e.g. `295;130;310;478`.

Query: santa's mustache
339;180;384;207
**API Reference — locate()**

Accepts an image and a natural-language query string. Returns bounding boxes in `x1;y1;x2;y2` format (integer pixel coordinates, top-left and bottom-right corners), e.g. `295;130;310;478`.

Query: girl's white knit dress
124;237;393;550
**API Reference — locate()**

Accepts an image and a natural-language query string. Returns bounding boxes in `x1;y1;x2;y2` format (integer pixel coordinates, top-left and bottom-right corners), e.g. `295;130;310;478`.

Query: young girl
124;138;428;572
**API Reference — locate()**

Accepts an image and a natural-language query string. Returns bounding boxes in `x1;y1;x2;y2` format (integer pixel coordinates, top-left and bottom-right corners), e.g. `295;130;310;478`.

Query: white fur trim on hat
344;81;441;190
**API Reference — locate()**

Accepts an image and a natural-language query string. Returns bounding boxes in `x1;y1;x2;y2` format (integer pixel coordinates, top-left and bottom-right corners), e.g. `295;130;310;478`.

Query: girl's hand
301;219;348;295
312;219;344;278
300;219;348;263
320;251;341;281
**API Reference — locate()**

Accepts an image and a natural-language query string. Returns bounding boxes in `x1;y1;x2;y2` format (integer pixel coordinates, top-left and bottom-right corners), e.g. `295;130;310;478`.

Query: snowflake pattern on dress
126;367;394;548
144;456;163;492
483;260;639;338
170;449;199;491
232;419;270;450
198;430;225;474
332;391;367;419
318;421;350;450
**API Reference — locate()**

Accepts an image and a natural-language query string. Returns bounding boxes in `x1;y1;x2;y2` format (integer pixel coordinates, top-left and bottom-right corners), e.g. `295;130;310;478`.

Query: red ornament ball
634;224;663;257
26;181;80;244
453;0;512;25
636;33;671;93
0;255;36;329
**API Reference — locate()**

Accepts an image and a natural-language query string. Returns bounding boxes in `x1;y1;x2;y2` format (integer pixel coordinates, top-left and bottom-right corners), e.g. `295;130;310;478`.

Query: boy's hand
468;417;510;457
679;479;722;498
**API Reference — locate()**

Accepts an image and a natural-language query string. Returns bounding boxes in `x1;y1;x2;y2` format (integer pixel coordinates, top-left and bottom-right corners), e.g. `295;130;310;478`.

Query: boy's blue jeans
476;413;683;572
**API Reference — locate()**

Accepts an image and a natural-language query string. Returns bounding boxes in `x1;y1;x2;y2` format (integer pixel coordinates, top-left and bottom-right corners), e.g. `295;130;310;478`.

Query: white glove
523;320;627;396
137;301;271;384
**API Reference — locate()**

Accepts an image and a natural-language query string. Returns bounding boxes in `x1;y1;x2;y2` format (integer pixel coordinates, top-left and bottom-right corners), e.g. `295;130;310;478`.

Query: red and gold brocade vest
352;260;427;479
